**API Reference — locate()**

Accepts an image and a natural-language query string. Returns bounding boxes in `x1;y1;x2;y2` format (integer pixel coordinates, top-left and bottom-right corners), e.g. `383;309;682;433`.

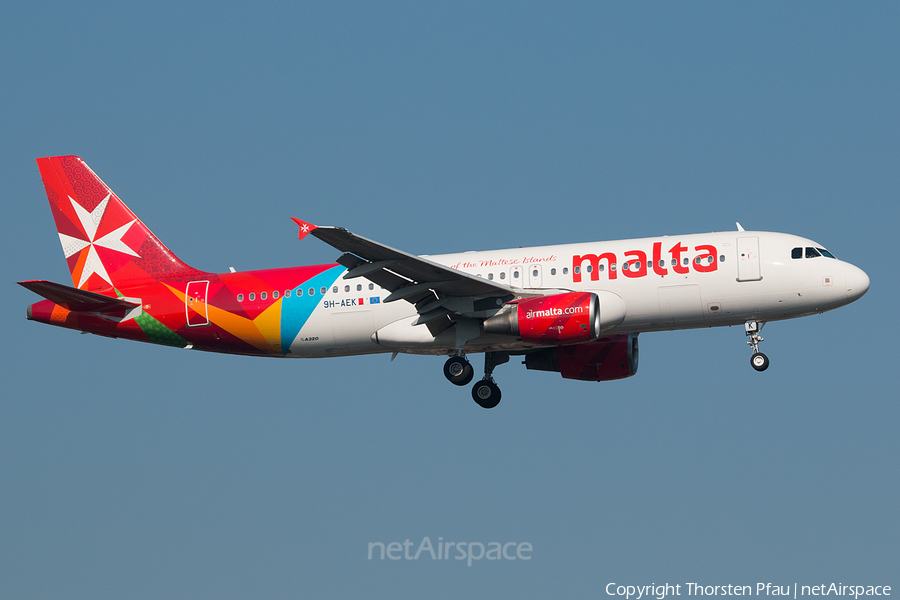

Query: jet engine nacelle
483;292;601;345
524;334;639;381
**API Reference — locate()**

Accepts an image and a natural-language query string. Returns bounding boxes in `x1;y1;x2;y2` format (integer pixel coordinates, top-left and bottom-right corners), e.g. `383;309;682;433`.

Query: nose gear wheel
745;321;769;372
751;352;769;371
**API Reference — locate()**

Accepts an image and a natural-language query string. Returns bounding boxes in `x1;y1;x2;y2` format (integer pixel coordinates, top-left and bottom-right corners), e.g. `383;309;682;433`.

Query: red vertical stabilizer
36;155;204;291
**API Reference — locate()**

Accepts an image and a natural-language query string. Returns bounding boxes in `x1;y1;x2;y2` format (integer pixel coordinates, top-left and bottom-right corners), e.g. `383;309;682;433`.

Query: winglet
291;218;318;240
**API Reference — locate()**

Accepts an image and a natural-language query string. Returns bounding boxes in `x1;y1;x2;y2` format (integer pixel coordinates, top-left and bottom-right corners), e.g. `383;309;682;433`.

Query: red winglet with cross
291;218;318;240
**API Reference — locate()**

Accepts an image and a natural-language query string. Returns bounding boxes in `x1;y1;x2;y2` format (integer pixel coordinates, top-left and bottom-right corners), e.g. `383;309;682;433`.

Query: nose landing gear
745;320;769;372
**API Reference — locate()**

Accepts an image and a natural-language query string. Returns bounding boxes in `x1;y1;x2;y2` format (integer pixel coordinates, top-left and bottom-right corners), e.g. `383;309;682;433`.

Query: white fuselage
285;231;869;357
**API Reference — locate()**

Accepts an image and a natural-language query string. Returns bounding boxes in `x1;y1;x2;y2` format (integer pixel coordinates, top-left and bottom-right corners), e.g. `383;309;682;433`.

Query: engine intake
483;292;601;345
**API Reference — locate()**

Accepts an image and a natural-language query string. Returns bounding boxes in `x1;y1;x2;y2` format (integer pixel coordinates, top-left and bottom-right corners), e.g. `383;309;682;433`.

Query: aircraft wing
18;280;140;312
293;219;527;328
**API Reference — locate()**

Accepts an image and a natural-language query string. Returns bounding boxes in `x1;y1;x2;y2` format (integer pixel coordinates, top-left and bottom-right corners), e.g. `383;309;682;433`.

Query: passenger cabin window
237;293;244;302
500;272;506;279
563;267;569;275
285;290;291;298
273;291;279;299
513;271;520;279
369;283;374;290
719;255;725;263
344;285;350;292
332;286;338;293
249;293;255;301
357;284;362;291
792;247;803;259
805;247;821;259
297;289;303;296
320;287;326;295
261;292;267;300
551;268;556;276
532;269;538;277
308;288;315;296
488;273;494;280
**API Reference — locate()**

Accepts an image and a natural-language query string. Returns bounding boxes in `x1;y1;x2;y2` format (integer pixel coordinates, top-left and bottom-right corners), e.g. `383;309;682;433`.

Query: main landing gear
443;355;474;386
443;352;508;409
745;320;769;372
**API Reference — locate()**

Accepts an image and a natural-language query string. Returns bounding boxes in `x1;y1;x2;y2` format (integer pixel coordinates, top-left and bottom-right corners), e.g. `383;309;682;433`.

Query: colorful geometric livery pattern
29;156;346;357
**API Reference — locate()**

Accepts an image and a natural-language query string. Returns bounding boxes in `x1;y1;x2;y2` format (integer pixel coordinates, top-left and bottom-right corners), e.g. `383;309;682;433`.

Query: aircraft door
528;264;543;288
509;266;524;287
737;237;762;282
186;280;210;326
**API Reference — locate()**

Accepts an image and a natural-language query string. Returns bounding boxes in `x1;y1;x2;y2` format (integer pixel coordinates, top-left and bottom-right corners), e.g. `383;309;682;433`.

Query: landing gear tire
751;352;769;372
472;380;501;409
444;356;474;386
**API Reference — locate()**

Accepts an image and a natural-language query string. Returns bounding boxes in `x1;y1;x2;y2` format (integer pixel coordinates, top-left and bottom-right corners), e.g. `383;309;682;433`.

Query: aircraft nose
844;263;870;302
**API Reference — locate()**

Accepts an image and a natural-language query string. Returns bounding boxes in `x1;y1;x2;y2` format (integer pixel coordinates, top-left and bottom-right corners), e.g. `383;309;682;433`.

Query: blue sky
2;2;897;598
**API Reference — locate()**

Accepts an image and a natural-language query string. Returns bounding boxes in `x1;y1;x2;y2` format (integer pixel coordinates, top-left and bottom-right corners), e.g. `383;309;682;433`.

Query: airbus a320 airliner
20;156;869;408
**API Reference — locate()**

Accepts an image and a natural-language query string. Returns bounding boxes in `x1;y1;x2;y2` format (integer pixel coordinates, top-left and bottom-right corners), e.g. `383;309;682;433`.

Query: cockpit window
818;248;836;259
791;247;802;259
805;247;821;258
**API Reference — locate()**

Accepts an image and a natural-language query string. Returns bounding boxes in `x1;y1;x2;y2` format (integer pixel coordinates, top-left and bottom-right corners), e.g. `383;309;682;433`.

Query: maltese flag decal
291;218;318;240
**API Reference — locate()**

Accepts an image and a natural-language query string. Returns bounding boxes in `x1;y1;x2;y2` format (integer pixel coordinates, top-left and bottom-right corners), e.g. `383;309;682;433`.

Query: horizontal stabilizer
18;280;139;312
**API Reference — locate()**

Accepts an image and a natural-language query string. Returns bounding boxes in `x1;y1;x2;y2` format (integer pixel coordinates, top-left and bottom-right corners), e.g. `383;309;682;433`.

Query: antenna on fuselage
736;222;745;232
